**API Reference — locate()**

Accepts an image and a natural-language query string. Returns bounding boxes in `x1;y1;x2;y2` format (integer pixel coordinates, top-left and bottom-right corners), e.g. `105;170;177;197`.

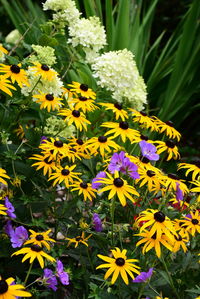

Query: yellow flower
33;93;63;112
39;138;69;159
155;118;181;141
96;247;140;285
0;63;29;87
98;172;139;207
180;210;200;236
0;168;10;185
68;81;96;99
99;102;128;121
190;180;200;193
171;233;188;253
69;95;98;113
154;140;180;161
68;137;91;159
0;45;8;54
135;168;164;192
0;75;16;96
71;180;96;201
66;231;92;248
0;276;31;298
178;162;200;181
30;154;57;176
163;173;188;195
130;109;158;131
12;245;55;268
48;165;81;187
58;108;91;131
24;229;55;251
86;135;120;158
29;62;57;81
0;203;7;215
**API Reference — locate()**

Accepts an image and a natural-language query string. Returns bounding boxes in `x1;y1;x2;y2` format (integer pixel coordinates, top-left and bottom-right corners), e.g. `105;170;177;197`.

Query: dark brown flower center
0;280;8;294
54;140;63;148
140;111;147;116
192;219;199;225
79;96;88;101
80;84;88;91
140;134;148;141
165;120;174;127
147;170;155;177
113;178;124;187
36;234;44;241
72;110;80;117
61;169;70;176
119;121;129;130
41;64;50;71
115;257;125;266
76;139;84;145
10;64;20;74
168;173;179;180
31;244;42;252
45;94;54;101
98;136;107;143
80;182;88;189
114;103;122;110
154;211;165;223
44;157;52;164
166;140;175;148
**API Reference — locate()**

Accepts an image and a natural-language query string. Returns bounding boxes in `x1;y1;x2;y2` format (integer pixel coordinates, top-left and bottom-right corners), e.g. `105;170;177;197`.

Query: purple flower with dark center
92;171;106;189
4;197;16;219
10;226;28;248
40;136;47;144
176;182;183;201
56;260;70;285
139;141;159;161
43;268;57;291
120;158;140;179
132;268;153;283
4;220;14;237
93;213;102;232
108;151;126;173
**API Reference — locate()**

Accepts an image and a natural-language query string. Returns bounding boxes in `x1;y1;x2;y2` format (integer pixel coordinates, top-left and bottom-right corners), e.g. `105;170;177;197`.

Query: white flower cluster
29;45;57;66
68;16;107;63
21;68;63;97
44;115;74;138
92;49;147;110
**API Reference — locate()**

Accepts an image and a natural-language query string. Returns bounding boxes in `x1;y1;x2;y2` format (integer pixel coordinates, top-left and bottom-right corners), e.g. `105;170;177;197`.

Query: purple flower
133;268;153;283
10;226;28;248
40;136;47;144
139;141;159;161
43;268;57;291
176;182;183;201
108;151;126;173
4;220;14;237
56;260;69;285
120;159;140;179
185;213;192;219
92;171;106;189
93;213;103;232
4;197;16;219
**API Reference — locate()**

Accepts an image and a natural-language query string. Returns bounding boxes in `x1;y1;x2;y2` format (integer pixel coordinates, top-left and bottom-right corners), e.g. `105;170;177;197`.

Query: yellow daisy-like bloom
163;173;189;195
14;125;25;139
130;109;158;132
68;81;96;99
101;121;140;143
190;180;200;193
171;233;188;253
0;75;16;96
154;140;180;161
71;180;97;201
155;119;181;141
135;230;172;258
66;231;92;248
0;45;8;54
99;102;128;121
128;155;159;172
0;203;7;215
180;210;200;236
98;172;139;207
0;63;29;87
85;135;120;158
12;244;55;268
39;138;69;158
131;133;153;144
33;93;63;112
0;168;10;185
96;247;140;285
173;219;190;239
48;165;81;187
24;229;55;251
178;162;200;181
135;168;164;193
67;147;83;162
0;276;32;298
30;154;57;176
68;137;91;159
69;95;98;113
29;62;57;81
58;108;91;131
62;87;74;100
136;209;176;240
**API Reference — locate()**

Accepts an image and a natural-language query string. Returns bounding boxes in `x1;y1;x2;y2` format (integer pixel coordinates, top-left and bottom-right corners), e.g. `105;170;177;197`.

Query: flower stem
24;263;33;286
161;256;180;299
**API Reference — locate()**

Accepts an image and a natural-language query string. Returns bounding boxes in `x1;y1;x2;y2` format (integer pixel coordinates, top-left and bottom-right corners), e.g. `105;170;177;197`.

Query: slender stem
148;282;160;296
161;256;180;299
110;196;116;247
24;263;33;286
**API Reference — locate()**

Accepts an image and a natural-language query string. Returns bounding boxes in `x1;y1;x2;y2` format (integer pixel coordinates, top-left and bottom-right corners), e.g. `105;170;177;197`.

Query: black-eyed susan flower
39;138;69;158
178;162;200;181
131;132;153;144
190;180;200;193
154;140;180;161
71;180;96;201
164;173;189;195
180;210;200;236
171;234;188;253
48;165;81;187
129;155;159;172
68;137;91;159
30;154;57;176
135;168;164;193
99;102;128;121
136;209;176;240
66;231;92;248
29;62;57;81
67;147;83;162
58;108;91;131
155;119;181;141
0;203;7;215
69;96;98;113
0;63;29;87
24;229;55;250
173;219;190;239
68;81;96;99
86;135;120;158
130;109;158;132
0;276;31;298
0;168;10;185
33;93;63;112
135;230;172;258
0;75;16;96
101;121;140;143
98;172;139;207
12;244;55;268
96;247;140;285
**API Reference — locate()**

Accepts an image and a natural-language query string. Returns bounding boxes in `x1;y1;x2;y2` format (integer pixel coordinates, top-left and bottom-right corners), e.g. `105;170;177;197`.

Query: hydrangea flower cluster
92;49;147;110
29;45;57;66
44;115;75;138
